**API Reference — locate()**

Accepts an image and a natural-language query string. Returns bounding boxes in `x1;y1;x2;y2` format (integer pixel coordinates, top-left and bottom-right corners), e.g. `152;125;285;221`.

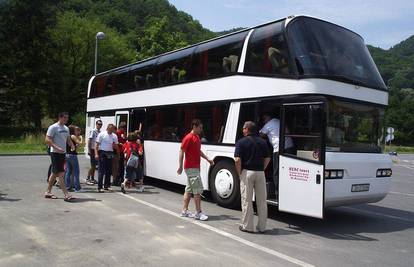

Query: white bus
85;15;392;219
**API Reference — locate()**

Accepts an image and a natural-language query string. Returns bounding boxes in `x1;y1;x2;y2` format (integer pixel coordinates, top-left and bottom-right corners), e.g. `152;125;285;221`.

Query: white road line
118;193;314;267
394;164;414;170
343;207;414;223
389;191;414;198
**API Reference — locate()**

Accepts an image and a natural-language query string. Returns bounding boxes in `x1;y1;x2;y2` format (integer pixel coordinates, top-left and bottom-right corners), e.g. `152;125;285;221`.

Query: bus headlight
325;169;344;179
377;169;392;177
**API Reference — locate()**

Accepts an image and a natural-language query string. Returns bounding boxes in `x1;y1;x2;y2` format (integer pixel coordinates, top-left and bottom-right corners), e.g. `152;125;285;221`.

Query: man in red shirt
177;119;214;221
113;122;127;186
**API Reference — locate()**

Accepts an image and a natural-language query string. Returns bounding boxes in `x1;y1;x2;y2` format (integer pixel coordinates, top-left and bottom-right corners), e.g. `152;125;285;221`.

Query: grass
0;133;84;154
384;145;414;154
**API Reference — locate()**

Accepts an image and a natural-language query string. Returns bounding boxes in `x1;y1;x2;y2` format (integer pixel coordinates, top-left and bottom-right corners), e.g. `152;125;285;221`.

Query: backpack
126;151;139;169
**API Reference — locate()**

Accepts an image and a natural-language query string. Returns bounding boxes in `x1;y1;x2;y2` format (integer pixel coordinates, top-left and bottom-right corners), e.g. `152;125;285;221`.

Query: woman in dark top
65;125;82;191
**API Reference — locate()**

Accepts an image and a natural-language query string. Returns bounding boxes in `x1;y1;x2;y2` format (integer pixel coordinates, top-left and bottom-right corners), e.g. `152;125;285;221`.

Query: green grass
0;133;84;154
384;145;414;154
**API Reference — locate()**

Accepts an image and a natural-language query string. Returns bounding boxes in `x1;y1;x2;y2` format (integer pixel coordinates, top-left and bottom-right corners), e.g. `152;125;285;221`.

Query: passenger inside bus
222;55;239;73
267;47;290;75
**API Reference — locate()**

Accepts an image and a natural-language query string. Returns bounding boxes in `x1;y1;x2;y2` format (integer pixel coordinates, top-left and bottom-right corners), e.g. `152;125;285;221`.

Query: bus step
266;199;278;206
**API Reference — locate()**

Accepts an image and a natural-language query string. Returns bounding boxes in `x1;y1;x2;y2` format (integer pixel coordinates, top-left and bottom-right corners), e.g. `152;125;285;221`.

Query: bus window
237;102;259;141
130;59;157;91
191;31;248;80
245;21;292;76
283;104;323;162
157;47;194;86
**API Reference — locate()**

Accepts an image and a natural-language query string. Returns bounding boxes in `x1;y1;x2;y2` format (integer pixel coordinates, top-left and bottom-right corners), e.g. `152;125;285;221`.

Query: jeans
65;154;80;191
98;150;113;190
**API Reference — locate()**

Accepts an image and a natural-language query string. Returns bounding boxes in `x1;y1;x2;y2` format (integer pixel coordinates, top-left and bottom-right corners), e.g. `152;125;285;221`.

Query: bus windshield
326;99;384;153
287;17;387;90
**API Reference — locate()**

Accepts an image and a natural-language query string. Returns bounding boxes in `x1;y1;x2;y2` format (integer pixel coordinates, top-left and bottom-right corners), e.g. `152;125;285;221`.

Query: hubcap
214;169;234;199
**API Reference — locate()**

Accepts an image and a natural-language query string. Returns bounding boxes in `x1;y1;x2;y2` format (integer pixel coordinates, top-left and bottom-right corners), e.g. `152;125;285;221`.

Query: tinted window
236;102;259;141
283;104;323;163
146;103;229;143
287;17;386;90
157;48;194;86
245;22;292;75
326;99;384;153
192;31;248;79
130;59;157;91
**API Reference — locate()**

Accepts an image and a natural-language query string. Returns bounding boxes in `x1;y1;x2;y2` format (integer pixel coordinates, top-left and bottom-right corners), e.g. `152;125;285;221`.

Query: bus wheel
210;161;240;209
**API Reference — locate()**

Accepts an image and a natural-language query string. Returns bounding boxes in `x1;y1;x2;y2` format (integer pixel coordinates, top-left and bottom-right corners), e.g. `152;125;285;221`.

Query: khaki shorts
184;168;204;195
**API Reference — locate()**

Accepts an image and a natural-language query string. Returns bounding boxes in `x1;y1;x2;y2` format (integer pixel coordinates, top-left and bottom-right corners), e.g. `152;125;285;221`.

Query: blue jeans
65;154;80;191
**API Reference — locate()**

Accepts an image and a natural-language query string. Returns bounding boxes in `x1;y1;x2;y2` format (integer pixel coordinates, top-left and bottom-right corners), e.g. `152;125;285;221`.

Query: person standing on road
177;119;214;221
95;124;118;192
64;125;82;192
114;122;127;186
259;113;294;196
44;112;76;201
86;119;102;185
235;121;271;233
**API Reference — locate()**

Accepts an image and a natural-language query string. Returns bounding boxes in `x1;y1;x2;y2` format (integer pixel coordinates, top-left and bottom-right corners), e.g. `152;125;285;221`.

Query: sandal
44;192;58;199
64;195;76;202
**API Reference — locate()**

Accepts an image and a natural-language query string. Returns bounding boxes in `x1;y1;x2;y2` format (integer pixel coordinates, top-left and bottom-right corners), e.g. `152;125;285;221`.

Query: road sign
386;134;394;142
387;127;394;134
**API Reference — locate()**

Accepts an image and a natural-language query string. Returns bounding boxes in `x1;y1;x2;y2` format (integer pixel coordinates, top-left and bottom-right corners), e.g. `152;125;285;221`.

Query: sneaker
194;211;208;221
91;179;98;184
86;180;94;185
180;210;193;218
120;184;126;194
98;188;104;193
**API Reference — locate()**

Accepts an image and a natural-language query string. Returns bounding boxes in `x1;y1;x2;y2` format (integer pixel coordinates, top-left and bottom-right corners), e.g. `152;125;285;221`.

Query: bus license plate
351;184;370;192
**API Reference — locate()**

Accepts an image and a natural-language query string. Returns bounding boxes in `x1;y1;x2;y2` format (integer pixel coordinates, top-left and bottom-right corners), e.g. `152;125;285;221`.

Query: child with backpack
121;132;144;193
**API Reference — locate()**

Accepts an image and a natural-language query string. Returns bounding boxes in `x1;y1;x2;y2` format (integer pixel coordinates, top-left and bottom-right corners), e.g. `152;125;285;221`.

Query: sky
168;0;414;49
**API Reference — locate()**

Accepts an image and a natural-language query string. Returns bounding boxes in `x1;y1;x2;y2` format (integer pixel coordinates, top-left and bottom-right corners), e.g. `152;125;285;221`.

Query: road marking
394;164;414;171
389;191;414;198
118;193;314;267
343;207;414;223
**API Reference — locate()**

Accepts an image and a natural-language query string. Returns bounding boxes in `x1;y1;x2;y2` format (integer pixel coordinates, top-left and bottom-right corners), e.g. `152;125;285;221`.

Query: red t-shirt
123;141;143;160
181;132;201;169
116;129;126;145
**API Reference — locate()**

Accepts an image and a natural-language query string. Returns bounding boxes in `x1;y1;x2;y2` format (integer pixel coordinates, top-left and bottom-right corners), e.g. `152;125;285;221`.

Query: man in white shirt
259;114;294;195
95;124;119;192
86;119;102;185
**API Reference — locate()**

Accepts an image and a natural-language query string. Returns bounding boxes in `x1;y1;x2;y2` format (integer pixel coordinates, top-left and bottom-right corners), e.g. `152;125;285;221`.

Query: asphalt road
0;155;413;267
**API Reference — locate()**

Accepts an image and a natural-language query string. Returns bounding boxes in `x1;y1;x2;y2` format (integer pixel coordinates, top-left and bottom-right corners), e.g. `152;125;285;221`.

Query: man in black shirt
235;121;271;233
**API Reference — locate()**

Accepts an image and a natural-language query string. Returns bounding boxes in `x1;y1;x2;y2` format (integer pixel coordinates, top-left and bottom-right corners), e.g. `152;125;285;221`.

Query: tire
209;161;240;209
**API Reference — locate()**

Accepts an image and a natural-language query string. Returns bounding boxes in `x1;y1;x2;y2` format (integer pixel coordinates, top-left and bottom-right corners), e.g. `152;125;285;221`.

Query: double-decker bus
85;15;392;218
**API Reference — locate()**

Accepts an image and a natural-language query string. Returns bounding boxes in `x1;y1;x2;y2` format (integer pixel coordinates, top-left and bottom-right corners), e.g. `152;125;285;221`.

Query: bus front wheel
209;161;241;209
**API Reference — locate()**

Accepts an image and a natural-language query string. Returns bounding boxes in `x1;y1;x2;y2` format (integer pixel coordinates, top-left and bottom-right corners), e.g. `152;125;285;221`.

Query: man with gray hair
234;121;271;233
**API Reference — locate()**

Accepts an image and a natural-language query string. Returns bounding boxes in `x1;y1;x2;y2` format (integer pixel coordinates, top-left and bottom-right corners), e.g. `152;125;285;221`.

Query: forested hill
368;36;414;144
0;0;413;144
0;0;215;130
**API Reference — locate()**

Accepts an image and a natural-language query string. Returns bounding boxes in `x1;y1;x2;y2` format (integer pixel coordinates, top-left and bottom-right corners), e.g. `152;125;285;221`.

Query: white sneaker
180;210;193;218
194;211;208;221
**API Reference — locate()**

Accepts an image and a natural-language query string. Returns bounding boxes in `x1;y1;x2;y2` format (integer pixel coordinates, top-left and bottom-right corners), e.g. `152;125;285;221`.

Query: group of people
44;112;145;202
44;111;285;234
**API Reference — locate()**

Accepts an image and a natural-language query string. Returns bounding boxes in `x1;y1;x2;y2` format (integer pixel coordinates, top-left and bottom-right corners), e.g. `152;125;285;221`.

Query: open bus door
115;111;129;134
278;101;325;219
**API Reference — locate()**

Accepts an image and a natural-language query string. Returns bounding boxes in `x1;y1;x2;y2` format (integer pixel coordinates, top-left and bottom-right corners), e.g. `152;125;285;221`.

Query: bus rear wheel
210;161;240;209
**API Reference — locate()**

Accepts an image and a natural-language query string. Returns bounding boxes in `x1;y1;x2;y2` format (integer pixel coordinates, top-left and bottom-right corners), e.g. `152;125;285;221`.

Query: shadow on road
0;192;21;202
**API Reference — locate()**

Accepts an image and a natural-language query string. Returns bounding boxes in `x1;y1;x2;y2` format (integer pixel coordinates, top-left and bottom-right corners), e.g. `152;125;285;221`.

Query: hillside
368;36;414;144
0;0;413;144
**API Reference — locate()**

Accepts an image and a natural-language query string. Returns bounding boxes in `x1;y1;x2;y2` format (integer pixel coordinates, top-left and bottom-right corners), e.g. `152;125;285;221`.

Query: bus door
129;108;146;135
115;111;129;134
278;102;325;219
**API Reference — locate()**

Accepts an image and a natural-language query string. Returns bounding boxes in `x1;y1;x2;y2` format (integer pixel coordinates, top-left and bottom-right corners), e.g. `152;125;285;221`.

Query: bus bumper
324;177;392;207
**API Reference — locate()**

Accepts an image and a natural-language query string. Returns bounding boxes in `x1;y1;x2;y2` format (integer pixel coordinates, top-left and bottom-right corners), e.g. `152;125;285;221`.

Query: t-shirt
96;131;118;152
88;128;100;150
116;129;126;145
234;134;270;171
181;132;201;169
260;118;294;153
46;122;70;154
123;141;143;160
